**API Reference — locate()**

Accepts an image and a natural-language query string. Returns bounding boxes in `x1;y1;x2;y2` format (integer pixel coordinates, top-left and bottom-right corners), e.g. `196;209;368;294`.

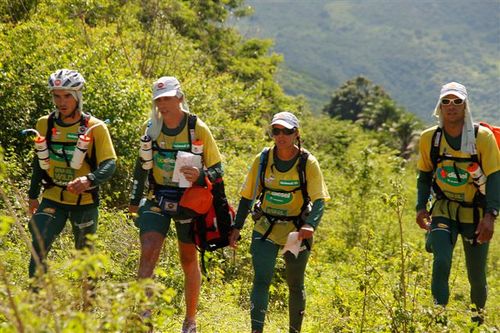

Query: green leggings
29;199;98;277
250;230;310;333
428;217;489;309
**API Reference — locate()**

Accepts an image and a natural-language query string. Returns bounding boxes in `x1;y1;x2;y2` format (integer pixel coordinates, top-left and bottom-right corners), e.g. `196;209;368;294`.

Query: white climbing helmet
48;69;85;91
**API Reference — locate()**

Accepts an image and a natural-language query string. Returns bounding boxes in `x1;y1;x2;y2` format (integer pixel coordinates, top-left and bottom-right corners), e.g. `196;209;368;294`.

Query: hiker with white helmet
416;82;500;324
229;111;330;333
128;76;223;333
27;69;116;283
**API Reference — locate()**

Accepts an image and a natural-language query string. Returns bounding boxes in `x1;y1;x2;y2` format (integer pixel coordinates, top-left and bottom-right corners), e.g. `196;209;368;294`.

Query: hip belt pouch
155;187;184;215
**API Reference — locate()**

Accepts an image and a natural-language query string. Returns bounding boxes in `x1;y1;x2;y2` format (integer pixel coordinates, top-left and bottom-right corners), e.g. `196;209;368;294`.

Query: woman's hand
229;228;241;249
180;166;200;183
298;224;314;240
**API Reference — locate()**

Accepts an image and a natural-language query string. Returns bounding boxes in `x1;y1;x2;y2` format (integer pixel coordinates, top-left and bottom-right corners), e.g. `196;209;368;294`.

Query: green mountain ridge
237;0;500;124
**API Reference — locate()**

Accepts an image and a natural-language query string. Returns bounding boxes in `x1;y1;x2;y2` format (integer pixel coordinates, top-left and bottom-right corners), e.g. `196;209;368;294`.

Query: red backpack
479;122;500;149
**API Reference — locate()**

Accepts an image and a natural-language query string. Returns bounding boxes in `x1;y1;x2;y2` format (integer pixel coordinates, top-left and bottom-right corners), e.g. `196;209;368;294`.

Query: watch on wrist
86;173;96;185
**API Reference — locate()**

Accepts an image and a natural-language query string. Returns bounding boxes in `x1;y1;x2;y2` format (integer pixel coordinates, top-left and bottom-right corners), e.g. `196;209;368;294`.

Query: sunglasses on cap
271;127;297;136
441;98;464;106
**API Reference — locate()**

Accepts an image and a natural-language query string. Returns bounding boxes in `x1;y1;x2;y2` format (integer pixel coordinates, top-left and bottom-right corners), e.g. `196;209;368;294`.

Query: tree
322;76;388;122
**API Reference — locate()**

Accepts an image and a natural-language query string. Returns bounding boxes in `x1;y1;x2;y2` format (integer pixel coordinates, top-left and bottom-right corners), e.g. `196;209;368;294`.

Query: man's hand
476;213;495;244
416;209;431;230
28;199;39;215
67;176;91;195
129;205;139;215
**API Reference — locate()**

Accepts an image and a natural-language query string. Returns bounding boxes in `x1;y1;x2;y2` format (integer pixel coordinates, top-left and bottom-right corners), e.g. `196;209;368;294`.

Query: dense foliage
1;1;499;332
323;77;422;159
238;0;500;124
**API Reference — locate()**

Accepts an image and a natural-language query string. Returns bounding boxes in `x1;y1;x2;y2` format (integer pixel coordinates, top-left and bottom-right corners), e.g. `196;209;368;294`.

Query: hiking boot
471;314;484;326
181;319;196;333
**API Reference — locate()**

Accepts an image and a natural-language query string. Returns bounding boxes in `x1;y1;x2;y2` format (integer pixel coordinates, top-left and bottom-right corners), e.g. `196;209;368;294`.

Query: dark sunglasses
441;98;464;106
271;127;296;136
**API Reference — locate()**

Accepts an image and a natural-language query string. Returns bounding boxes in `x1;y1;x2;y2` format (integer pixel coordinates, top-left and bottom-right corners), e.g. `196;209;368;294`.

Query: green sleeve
234;197;253;230
28;156;44;200
486;170;500;212
129;157;149;206
305;199;325;229
416;170;433;211
88;158;116;187
195;162;224;186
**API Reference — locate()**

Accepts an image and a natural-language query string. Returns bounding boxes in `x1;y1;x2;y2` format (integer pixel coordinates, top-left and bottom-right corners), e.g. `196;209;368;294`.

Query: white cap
439;82;467;100
153;76;181;100
270;111;299;129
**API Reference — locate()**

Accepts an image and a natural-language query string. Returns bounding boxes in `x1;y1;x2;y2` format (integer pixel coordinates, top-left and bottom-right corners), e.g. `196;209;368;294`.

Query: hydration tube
22;129;50;170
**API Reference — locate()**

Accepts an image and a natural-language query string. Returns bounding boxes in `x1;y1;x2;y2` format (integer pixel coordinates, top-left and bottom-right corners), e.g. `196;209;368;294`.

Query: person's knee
179;244;198;272
141;233;164;257
433;255;452;274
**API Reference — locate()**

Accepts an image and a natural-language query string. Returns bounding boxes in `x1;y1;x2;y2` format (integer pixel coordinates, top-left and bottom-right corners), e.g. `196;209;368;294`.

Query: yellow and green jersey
418;125;500;222
144;113;222;187
36;114;116;205
240;147;330;244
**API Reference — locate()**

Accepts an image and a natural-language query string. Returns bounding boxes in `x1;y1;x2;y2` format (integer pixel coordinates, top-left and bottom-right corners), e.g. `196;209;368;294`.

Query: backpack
428;122;499;244
255;147;311;247
478;122;500;149
191;177;236;274
42;111;99;205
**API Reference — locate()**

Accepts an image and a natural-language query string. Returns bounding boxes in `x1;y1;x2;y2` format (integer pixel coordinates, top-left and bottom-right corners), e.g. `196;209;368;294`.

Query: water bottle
191;139;203;155
70;134;91;169
467;162;486;195
139;135;153;170
34;136;50;170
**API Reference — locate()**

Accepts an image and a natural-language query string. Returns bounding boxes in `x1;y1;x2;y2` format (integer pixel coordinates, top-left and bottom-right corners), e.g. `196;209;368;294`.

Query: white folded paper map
172;151;203;188
281;231;301;258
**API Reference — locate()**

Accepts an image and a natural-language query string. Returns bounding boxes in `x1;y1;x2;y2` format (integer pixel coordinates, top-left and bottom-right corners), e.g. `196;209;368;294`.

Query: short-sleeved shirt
418;125;500;222
240;147;330;244
145;114;221;189
36;114;116;205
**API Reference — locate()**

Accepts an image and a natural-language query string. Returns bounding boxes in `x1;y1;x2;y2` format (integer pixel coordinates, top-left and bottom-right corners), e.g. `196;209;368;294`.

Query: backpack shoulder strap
471;123;479;164
430;127;442;172
187;113;197;146
297;149;310;202
259;147;271;191
251;147;270;203
46;111;57;144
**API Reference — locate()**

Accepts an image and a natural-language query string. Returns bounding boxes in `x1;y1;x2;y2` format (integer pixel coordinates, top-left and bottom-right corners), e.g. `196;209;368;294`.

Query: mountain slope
237;0;500;123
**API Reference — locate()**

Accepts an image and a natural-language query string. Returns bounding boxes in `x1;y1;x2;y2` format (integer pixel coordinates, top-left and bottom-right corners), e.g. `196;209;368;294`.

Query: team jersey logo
265;191;292;205
280;180;299;186
436;166;468;186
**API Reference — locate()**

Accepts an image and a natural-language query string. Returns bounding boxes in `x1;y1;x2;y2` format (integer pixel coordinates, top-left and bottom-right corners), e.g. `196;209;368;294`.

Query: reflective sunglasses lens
272;127;296;136
441;99;451;105
453;98;464;105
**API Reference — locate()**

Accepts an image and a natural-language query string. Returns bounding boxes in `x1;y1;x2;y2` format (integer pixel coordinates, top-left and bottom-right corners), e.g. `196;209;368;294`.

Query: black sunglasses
271;127;296;136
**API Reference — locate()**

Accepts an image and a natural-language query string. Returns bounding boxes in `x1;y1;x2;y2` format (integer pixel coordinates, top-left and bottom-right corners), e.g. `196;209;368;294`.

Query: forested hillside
237;0;500;124
0;1;499;332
